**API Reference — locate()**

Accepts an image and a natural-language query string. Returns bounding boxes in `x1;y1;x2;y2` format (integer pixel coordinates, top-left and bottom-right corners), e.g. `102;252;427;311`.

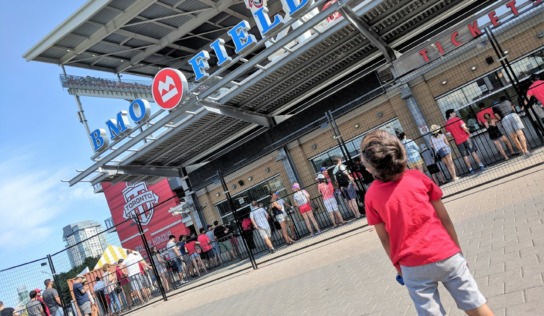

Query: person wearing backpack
333;157;362;219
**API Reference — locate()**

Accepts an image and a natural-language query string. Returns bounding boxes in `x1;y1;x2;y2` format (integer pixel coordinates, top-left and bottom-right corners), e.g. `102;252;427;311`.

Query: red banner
102;179;189;256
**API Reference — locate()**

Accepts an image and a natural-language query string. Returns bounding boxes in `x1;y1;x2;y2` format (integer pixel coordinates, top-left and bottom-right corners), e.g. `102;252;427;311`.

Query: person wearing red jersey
361;130;493;316
444;109;485;174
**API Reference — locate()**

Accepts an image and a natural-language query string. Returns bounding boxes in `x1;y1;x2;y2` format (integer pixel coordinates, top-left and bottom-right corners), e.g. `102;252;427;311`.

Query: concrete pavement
131;165;544;316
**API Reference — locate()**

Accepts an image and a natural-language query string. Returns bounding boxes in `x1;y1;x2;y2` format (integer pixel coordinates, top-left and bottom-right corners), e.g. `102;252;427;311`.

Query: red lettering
506;1;519;16
467;20;482;38
450;31;462;47
435;41;445;55
419;49;430;63
488;11;501;27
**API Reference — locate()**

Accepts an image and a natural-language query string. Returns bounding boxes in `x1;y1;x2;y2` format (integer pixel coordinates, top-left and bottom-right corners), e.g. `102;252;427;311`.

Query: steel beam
116;0;236;73
338;1;397;62
59;1;156;64
200;100;273;127
99;165;184;178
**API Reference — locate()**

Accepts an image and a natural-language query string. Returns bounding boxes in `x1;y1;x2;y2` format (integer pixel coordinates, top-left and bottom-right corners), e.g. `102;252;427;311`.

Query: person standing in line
332;158;361;218
33;290;49;316
249;201;276;253
430;125;458;181
102;264;122;315
213;221;236;261
114;259;132;309
151;247;172;291
184;236;207;276
316;174;345;227
361;130;493;316
90;277;107;315
72;276;91;316
270;195;296;245
197;228;215;268
274;192;297;240
123;250;146;305
42;279;63;316
206;225;222;266
0;301;19;316
398;132;425;174
292;183;321;236
483;113;511;160
26;291;45;316
526;73;544;127
444;109;486;174
241;216;256;249
166;235;186;283
494;96;530;155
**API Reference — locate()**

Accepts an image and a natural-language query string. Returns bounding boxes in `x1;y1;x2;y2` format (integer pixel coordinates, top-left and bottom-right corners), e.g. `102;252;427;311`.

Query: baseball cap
316;174;325;180
430;124;441;134
320;167;327;172
292;183;300;190
34;288;41;294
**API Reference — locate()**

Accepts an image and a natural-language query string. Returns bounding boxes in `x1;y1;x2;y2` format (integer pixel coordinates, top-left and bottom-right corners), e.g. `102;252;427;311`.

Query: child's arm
431;199;461;248
374;223;401;274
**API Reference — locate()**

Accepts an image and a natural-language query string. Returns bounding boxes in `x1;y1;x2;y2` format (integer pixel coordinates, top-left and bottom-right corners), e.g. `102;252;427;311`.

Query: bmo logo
89;68;190;153
152;68;188;110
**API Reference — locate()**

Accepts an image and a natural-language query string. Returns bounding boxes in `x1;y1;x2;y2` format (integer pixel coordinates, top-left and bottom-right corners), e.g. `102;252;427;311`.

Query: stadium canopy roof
24;0;500;188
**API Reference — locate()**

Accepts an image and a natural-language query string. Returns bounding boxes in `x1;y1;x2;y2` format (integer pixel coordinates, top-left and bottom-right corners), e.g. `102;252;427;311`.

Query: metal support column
134;215;168;302
325;111;366;194
217;171;258;270
400;84;433;150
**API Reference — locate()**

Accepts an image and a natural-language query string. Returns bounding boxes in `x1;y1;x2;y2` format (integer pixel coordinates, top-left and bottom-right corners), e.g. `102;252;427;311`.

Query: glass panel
309;119;403;171
437;89;469;114
214;176;286;223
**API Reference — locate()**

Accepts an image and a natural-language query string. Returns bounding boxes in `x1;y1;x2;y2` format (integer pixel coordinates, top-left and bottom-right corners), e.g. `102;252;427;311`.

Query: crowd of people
401;80;544;185
60;75;151;94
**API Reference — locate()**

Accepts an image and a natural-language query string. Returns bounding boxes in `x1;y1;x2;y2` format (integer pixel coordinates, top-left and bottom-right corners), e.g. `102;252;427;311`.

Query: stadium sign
90;99;151;153
90;69;190;153
188;0;314;81
394;0;542;76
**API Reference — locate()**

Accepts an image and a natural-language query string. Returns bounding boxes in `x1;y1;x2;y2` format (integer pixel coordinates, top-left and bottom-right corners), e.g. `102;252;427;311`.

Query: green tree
55;256;100;306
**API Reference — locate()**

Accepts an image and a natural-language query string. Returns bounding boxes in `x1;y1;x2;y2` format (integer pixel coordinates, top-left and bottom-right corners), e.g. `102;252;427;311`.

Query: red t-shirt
445;117;470;145
527;80;544;104
476;108;494;125
365;170;460;269
197;234;212;252
185;241;197;255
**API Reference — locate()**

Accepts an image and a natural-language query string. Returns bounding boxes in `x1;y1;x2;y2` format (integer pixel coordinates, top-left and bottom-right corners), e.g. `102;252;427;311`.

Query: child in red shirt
360;130;493;316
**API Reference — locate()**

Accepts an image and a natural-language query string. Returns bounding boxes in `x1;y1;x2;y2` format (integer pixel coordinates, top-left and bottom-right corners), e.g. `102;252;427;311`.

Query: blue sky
0;1;137;273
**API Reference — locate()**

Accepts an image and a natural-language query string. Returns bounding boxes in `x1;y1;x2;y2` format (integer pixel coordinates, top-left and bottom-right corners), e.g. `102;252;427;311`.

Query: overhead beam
200;100;273;127
116;0;236;73
99;165;185;178
338;1;397;62
59;0;156;64
116;29;198;53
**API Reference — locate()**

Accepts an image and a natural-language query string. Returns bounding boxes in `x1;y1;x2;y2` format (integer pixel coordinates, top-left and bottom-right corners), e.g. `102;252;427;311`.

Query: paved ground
132;164;544;316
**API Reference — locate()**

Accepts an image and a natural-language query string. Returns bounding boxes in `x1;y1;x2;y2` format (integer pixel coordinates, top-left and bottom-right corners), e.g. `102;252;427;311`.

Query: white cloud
0;155;101;250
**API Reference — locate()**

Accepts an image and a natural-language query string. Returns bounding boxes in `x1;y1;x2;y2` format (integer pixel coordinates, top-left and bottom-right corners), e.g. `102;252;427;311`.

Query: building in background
63;220;107;268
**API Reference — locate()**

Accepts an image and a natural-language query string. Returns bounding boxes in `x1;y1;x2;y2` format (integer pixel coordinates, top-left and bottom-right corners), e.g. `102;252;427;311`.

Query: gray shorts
502;113;524;134
323;197;339;213
401;253;486;315
257;227;271;239
458;138;477;157
78;301;91;315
